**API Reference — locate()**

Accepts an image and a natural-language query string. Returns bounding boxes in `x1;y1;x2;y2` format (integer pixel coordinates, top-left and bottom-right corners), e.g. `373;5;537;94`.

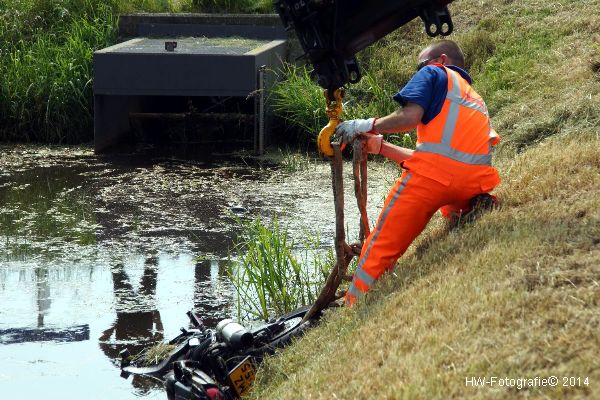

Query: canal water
0;144;396;399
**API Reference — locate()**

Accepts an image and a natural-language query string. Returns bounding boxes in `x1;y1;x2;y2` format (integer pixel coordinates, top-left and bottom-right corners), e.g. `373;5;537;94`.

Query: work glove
366;134;383;154
335;118;376;145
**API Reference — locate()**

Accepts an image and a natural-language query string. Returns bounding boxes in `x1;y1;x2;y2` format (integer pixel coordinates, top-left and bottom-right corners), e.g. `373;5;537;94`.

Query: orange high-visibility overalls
345;65;501;306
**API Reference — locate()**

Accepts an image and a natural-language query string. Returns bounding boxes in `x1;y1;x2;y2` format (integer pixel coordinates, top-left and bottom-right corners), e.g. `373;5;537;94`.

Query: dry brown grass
135;342;177;367
249;0;600;398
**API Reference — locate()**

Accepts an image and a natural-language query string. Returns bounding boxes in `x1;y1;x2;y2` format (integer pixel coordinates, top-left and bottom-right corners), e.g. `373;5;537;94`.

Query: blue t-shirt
392;65;472;125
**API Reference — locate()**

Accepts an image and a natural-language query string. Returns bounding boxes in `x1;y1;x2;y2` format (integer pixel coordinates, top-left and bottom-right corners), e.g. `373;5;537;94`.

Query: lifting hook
317;88;344;157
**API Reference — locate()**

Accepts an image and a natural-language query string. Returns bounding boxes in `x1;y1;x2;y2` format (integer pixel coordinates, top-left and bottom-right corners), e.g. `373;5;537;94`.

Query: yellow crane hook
317;88;344;157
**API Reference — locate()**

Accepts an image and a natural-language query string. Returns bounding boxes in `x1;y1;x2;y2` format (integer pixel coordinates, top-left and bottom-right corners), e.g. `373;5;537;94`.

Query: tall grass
0;1;121;142
271;63;328;141
1;3;118;142
271;64;404;146
187;0;273;13
228;216;331;321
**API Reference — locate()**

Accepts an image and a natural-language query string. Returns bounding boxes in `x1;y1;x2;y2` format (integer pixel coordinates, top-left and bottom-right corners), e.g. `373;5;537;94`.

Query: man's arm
365;134;415;164
367;102;421;164
373;102;424;134
379;142;414;164
335;103;424;145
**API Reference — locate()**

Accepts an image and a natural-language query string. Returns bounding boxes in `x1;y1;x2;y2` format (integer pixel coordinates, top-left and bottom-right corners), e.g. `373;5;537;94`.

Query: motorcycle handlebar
186;310;206;331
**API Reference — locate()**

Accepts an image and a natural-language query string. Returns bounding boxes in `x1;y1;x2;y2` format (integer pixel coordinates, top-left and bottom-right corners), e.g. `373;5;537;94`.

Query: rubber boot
464;193;498;222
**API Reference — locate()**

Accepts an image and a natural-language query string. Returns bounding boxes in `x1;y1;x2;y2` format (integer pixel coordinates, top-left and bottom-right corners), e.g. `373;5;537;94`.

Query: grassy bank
251;0;600;398
0;0;273;143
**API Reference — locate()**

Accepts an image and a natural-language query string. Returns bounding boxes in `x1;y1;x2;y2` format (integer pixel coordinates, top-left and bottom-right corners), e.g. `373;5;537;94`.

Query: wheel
249;305;316;358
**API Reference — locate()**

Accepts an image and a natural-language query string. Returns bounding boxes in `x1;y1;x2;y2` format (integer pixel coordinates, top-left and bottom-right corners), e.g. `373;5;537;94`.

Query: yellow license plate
228;356;256;397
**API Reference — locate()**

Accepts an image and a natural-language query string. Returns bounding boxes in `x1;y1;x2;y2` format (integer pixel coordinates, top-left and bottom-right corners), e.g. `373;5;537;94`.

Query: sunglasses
416;56;439;71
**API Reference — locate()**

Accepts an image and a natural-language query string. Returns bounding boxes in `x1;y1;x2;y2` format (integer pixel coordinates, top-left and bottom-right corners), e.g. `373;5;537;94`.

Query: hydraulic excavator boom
274;0;456;99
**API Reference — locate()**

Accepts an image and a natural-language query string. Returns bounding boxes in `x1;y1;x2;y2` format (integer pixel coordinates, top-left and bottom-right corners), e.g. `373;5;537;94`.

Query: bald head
419;40;465;69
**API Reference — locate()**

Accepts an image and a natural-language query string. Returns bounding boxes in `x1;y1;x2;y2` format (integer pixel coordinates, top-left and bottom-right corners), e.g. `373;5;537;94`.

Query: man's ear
439;53;449;65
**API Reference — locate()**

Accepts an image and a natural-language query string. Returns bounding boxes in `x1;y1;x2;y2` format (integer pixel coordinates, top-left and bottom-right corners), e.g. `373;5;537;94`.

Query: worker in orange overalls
336;40;501;306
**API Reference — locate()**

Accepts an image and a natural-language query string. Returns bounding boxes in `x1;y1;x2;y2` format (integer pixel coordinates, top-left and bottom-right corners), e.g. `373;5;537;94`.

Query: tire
249;305;316;358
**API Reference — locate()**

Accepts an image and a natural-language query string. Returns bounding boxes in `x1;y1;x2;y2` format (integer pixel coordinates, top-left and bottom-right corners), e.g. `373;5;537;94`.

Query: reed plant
278;147;314;173
271;63;329;143
0;0;120;142
228;216;331;321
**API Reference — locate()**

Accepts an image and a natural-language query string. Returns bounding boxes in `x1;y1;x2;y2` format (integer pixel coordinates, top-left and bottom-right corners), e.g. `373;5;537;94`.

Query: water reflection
0;266;90;345
36;267;50;327
193;259;231;327
99;258;166;394
99;259;164;361
0;145;391;399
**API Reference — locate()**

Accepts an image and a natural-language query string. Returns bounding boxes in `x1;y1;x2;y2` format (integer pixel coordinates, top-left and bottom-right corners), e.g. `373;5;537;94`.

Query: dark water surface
0;145;394;399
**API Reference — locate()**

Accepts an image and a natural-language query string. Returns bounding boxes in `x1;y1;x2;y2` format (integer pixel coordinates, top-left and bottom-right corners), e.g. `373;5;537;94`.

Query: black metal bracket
275;0;456;93
420;5;454;37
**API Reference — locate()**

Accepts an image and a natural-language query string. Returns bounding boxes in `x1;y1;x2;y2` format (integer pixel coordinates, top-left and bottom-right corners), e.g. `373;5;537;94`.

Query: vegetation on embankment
228;216;332;322
251;0;600;398
0;0;273;143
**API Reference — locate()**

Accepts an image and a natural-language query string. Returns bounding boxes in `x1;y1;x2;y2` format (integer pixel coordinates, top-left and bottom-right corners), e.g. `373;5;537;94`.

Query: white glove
366;134;383;154
335;118;376;144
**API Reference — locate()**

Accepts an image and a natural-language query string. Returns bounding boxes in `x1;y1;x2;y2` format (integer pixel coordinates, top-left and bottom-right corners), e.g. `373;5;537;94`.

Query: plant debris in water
0;145;396;262
131;342;178;367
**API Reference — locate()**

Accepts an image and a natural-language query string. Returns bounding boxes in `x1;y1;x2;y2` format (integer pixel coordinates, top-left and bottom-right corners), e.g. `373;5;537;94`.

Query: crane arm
275;0;456;100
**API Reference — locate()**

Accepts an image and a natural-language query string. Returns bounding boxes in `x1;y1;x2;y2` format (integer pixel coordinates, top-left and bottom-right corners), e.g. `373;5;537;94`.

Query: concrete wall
93;14;294;153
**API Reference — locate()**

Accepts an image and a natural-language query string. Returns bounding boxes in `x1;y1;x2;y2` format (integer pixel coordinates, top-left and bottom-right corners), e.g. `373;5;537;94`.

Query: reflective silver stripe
447;92;489;116
354;173;413;280
417;68;492;166
441;70;461;145
416;143;492;165
347;283;365;300
441;97;459;146
447;69;462;97
447;70;489;115
354;265;375;287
